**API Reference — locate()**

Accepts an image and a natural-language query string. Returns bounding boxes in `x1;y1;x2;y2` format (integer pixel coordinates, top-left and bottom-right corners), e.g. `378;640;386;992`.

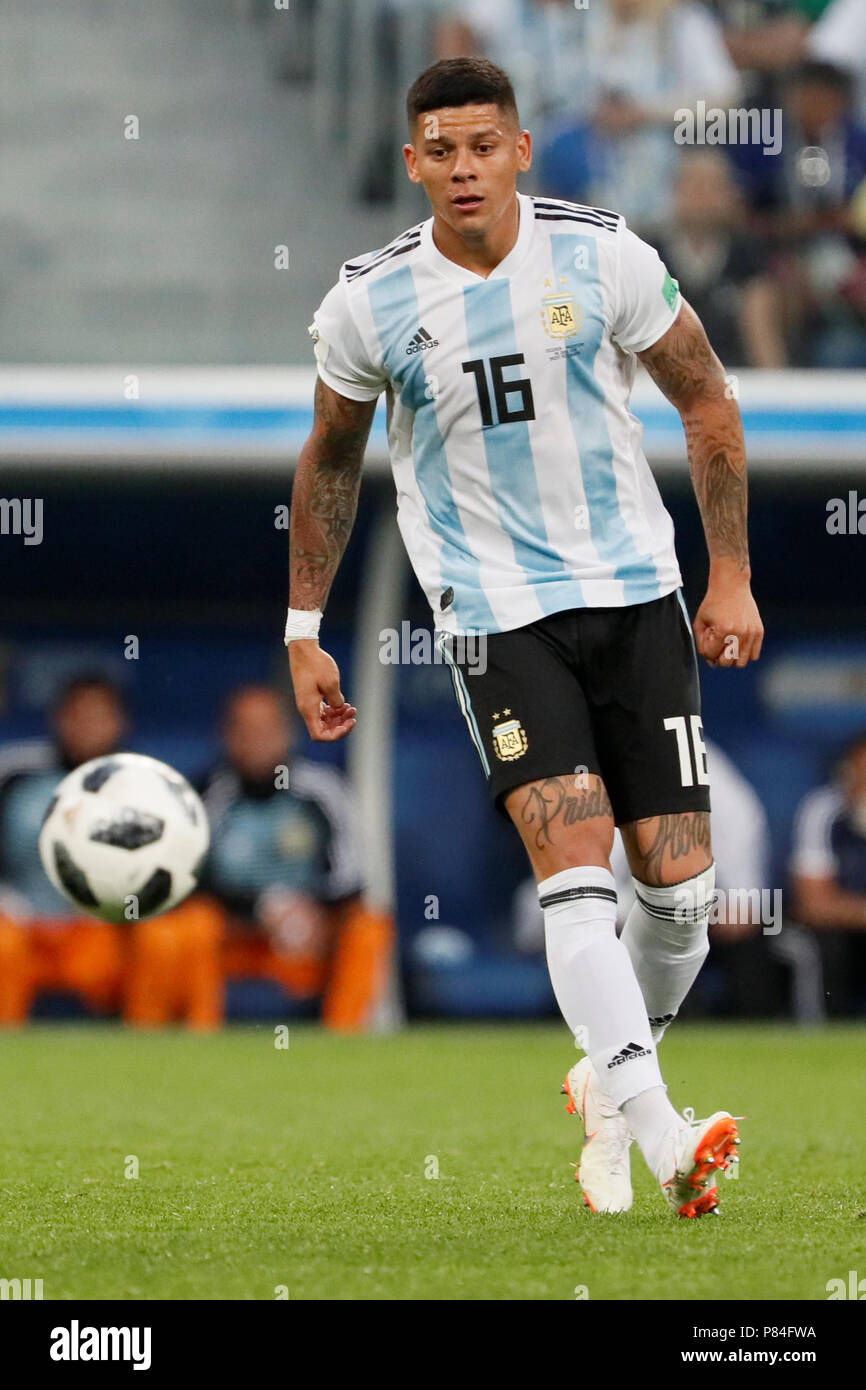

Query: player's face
404;104;531;242
223;690;292;782
55;690;127;764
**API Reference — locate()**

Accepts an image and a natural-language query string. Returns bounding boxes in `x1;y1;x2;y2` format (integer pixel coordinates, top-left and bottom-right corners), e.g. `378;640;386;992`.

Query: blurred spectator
200;686;393;1031
654;150;787;365
0;675;222;1029
437;0;740;232
807;0;866;124
731;61;866;229
790;730;866;1017
513;740;787;1016
710;2;812;86
577;0;739;232
436;0;591;128
239;0;318;83
731;60;866;365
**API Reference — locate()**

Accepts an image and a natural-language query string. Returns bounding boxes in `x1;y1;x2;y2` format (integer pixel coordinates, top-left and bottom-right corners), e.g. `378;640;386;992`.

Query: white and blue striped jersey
310;192;683;635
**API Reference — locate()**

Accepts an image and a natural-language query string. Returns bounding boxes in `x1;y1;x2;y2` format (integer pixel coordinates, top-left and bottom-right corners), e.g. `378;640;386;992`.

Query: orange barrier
0;898;394;1032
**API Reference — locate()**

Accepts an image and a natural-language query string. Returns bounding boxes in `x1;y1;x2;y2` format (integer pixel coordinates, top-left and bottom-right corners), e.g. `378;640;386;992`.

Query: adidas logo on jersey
607;1041;652;1069
406;326;439;355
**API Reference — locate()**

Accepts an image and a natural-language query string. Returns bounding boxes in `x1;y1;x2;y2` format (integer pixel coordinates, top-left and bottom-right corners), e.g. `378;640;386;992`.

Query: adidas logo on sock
649;1013;675;1029
607;1041;652;1069
405;326;439;355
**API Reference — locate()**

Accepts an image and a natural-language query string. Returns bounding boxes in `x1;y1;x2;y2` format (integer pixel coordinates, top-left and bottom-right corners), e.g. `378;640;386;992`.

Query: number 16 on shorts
664;715;710;788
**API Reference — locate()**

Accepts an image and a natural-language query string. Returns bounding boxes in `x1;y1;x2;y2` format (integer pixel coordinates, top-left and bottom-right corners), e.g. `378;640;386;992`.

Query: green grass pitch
1;1022;864;1300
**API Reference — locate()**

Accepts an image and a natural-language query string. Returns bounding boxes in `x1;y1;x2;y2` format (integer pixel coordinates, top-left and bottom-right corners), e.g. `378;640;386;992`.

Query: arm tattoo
517;776;614;852
639;304;720;408
640;301;750;572
698;448;749;570
289;379;376;610
638;812;711;885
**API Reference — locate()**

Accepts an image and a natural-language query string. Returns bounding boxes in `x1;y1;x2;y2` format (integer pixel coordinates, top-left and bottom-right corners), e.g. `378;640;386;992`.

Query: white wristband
284;608;323;644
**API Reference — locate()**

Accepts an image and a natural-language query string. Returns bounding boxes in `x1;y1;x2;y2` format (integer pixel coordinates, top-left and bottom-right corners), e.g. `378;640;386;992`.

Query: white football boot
658;1107;740;1218
562;1056;633;1213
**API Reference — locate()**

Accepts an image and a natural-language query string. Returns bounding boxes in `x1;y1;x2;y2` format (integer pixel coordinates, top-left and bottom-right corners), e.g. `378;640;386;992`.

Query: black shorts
442;589;711;825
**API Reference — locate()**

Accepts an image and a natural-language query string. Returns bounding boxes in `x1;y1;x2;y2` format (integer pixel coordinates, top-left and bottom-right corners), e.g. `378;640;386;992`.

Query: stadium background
2;0;865;1025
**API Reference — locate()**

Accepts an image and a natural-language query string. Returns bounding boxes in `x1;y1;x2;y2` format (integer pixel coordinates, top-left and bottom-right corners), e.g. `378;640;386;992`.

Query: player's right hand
288;641;357;741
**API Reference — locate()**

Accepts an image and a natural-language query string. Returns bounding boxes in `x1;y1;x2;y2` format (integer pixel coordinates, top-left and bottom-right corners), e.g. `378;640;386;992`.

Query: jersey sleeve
789;787;841;879
309;278;388;402
612;226;682;355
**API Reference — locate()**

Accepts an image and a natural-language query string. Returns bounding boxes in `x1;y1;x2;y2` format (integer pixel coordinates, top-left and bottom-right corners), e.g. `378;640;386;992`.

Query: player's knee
529;823;615;879
632;862;715;951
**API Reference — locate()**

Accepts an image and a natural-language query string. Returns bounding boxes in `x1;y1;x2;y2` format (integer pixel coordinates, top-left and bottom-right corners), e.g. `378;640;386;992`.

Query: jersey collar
420;192;535;284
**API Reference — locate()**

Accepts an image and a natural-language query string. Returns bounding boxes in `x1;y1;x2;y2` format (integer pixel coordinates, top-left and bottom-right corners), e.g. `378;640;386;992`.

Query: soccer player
286;59;764;1217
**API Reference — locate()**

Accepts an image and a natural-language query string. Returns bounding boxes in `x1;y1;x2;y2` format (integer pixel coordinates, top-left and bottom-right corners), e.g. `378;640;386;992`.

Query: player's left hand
694;573;764;668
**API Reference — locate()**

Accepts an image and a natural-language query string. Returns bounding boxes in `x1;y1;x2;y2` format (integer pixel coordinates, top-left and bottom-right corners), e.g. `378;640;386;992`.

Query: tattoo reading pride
517;776;614;850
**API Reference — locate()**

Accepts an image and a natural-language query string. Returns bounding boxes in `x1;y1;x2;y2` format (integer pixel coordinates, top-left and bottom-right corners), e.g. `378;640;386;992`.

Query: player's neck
431;195;520;279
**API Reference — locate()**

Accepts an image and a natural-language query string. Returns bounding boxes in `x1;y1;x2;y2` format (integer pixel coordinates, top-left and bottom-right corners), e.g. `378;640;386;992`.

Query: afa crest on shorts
491;711;529;762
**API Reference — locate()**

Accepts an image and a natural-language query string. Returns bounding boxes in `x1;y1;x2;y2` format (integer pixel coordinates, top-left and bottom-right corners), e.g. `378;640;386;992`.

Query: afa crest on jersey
492;714;529;762
541;280;581;339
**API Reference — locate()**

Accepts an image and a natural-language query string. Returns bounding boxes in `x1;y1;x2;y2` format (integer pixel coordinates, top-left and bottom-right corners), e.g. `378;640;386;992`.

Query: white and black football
38;752;209;924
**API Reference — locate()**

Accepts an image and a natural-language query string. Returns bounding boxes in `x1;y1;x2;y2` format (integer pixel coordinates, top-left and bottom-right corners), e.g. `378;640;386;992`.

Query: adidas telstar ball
38;753;209;925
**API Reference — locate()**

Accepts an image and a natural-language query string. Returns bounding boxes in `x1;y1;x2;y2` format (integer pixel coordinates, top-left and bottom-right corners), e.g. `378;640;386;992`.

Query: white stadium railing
2;367;865;472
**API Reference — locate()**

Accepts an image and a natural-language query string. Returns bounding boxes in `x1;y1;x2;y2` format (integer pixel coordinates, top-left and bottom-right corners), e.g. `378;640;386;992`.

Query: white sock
538;865;663;1109
622;1085;685;1180
621;864;715;1044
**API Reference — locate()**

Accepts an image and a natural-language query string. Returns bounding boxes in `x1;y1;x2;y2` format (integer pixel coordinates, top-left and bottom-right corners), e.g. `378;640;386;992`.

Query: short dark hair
407;58;519;131
53;673;127;713
790;59;854;98
834;727;866;774
221;683;291;724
